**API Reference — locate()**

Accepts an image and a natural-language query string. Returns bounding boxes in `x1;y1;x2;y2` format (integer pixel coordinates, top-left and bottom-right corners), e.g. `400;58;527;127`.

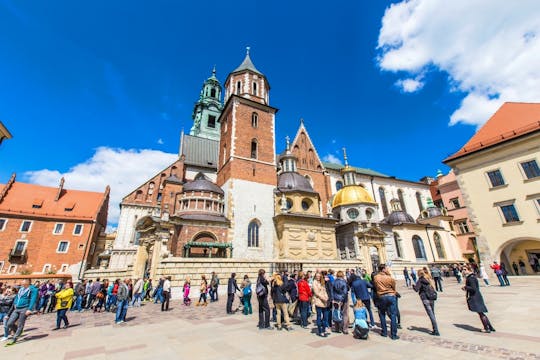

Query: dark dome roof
183;177;223;195
277;172;315;193
383;211;416;225
425;206;443;218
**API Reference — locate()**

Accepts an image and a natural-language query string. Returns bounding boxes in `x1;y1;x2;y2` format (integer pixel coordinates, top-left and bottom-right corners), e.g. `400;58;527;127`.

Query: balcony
9;247;27;263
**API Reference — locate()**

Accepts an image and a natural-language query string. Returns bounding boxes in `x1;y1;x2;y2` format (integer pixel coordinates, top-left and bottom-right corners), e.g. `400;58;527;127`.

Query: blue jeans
496;274;505;286
106;295;117;311
0;312;7;338
316;306;329;335
131;293;142;307
378;295;398;338
362;298;375;326
56;309;69;328
115;299;128;323
351;291;357;305
38;296;49;312
404;276;411;287
299;301;309;327
154;288;163;304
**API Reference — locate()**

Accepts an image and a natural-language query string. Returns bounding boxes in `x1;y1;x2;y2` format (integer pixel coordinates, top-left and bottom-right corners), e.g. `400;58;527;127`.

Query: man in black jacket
226;273;240;314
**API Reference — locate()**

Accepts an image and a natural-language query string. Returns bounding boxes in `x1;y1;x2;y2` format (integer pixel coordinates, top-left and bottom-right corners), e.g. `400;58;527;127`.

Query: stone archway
494;237;540;275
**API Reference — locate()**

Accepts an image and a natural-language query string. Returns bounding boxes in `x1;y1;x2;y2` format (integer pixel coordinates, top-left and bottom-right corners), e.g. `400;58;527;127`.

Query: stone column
353;235;360;259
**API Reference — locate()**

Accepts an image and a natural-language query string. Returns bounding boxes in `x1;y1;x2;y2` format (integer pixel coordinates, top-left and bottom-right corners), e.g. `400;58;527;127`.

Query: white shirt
163;279;171;292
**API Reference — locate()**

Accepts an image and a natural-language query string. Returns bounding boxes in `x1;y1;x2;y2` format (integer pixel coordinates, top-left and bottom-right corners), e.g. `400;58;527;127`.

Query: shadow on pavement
407;326;432;334
453;323;482;332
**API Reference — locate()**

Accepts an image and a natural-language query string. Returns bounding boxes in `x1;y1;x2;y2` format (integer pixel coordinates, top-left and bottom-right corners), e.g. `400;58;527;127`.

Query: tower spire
246;46;250;55
342;147;349;167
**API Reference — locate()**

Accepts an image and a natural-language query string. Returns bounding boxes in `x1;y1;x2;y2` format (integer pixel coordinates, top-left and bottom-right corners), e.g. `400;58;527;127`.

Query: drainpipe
424;226;436;263
78;220;96;281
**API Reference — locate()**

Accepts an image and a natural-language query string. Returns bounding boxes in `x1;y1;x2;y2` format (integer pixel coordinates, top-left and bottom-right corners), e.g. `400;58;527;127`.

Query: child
183;279;191;306
353;300;369;340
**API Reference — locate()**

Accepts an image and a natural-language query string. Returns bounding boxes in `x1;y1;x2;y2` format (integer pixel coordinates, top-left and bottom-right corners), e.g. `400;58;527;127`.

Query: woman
94;279;108;312
413;270;440;336
462;266;495;333
479;264;490;286
332;271;349;334
240;275;252;315
54;282;74;330
312;272;329;337
0;287;15;341
271;274;293;331
256;269;271;330
197;275;208;306
297;272;312;328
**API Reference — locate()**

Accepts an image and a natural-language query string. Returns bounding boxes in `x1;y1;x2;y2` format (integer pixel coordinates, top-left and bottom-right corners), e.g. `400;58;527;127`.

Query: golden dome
332;185;376;208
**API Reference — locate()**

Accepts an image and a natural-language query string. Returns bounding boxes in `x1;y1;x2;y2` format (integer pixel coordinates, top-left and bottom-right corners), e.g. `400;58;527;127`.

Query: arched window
253;82;257;96
251;112;258;128
248;220;259;247
210;88;216;98
365;208;374;220
222;144;227;166
250;140;258;159
336;181;344;191
304;175;313;187
412;235;427;260
379;187;389;217
434;232;446;259
393;232;403;258
135;190;143;201
236;81;241;95
397;189;407;212
416;192;424;212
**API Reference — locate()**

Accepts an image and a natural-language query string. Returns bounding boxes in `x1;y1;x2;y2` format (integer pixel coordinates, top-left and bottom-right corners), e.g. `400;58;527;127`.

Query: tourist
350;272;375;328
479;264;490;286
84;279;93;308
37;281;51;314
271;274;293;331
94;279;108;312
499;263;510;286
105;279;118;312
352;300;369;340
373;264;399;340
323;271;334;327
197;275;208;306
3;279;38;346
209;272;219;302
286;273;298;321
53;281;74;330
73;281;85;312
183;278;191;306
240;275;252;315
490;261;505;286
162;276;171;311
462;266;495;333
430;265;443;292
142;278;152;301
414;270;440;336
87;278;101;309
403;267;411;287
332;271;349;334
518;259;527;275
131;278;144;307
0;287;15;342
297;272;312;328
256;269;271;330
154;277;164;304
226;273;240;314
410;267;417;284
312;272;329;337
512;261;519;275
47;281;61;313
115;279;129;324
452;265;462;284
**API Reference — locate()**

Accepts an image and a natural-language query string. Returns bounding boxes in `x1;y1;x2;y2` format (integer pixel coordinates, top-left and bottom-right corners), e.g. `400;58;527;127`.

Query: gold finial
342;147;349;166
246;46;250;55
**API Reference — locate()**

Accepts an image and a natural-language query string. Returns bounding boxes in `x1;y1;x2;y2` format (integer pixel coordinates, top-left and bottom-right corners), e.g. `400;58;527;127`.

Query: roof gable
290;120;325;172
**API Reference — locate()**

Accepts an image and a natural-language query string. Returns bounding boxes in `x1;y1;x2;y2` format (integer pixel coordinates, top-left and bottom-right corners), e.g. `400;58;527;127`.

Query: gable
290;121;325;172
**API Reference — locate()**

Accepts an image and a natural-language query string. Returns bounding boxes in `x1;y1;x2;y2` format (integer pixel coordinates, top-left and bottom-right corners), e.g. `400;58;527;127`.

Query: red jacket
297;279;312;302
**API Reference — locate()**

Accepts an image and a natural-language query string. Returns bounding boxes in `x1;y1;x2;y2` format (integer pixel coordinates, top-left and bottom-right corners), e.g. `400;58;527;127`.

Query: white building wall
113;205;152;249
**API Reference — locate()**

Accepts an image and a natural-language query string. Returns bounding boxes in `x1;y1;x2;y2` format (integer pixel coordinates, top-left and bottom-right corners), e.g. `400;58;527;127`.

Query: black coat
464;273;487;313
227;277;239;294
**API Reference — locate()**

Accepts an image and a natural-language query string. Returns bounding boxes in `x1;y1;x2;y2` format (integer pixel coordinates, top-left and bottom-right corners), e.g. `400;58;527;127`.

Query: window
248;220;259;247
250;140;258;159
32;199;43;209
60;264;69;273
416;192;424;212
412;235;427;260
521;160;540;179
365;209;373;220
14;240;26;254
434;233;446;259
456;220;470;234
434;200;443;208
0;261;3;272
57;241;70;253
347;208;359;220
253;82;257;96
393;233;402;258
148;182;155;196
397;189;407;212
487;169;505;187
301;199;312;211
251;112;258;128
534;198;540;215
210;88;216;98
42;264;51;273
379;188;389;217
73;224;83;235
20;220;32;232
500;204;520;223
236;81;241;95
53;223;64;235
450;198;460;209
0;218;6;231
207;115;216;129
335;181;343;191
8;265;17;274
78;243;85;250
285;198;293;210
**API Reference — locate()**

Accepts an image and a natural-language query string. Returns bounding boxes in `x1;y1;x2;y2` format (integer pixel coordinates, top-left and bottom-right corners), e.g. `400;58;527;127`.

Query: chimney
55;177;65;201
0;173;16;203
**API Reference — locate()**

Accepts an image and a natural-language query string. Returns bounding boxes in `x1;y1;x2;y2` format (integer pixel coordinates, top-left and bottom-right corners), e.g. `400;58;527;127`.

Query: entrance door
370;246;379;273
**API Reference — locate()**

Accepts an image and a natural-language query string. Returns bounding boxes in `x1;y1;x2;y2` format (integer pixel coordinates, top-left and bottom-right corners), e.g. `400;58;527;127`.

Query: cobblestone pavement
3;277;540;359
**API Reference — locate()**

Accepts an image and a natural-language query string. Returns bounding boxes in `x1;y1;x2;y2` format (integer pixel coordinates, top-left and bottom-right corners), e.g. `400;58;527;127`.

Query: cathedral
92;50;463;283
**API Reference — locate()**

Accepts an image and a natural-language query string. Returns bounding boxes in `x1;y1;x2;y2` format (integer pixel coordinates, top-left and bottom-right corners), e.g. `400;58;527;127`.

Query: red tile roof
0;180;108;221
444;102;540;163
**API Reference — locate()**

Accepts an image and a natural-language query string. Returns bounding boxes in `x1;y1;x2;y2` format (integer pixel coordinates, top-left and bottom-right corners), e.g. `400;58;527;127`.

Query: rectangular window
450;198;460;209
536;198;540;215
8;265;17;274
0;261;4;272
521;160;540;179
500;204;520;223
42;264;51;273
14;241;26;253
456;220;470;234
0;218;6;231
60;264;69;273
207;115;216;129
32;198;43;209
73;224;83;235
57;241;70;253
20;220;32;232
487;169;505;187
53;223;64;234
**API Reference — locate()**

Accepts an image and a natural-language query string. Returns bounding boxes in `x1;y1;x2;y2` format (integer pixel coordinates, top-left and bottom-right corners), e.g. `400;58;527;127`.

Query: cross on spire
246;46;250;55
342;147;349;166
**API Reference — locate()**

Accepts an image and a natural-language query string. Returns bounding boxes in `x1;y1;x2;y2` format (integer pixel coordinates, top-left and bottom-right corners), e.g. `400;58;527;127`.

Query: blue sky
1;0;538;224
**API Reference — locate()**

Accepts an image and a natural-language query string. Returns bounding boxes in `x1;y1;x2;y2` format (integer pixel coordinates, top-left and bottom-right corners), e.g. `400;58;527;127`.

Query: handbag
60;300;69;308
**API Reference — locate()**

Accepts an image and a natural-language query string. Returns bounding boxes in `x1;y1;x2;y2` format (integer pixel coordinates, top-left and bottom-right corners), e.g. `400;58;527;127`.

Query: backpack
243;285;252;296
256;282;266;297
332;301;343;323
424;283;438;301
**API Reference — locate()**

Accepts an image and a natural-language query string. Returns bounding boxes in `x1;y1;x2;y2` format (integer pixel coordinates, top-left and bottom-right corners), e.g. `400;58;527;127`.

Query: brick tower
217;48;278;260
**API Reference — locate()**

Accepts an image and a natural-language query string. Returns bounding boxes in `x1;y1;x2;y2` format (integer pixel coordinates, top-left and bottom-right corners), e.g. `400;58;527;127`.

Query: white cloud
377;0;540;126
322;154;343;165
157;138;164;145
25;147;177;226
395;77;424;93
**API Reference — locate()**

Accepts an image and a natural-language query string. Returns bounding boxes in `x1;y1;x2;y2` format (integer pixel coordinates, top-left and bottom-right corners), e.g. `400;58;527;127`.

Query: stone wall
84;267;132;281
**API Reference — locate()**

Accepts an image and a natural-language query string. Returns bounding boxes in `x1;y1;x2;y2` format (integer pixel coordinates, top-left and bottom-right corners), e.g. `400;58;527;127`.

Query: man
403;267;411;287
84;279;92;308
115;279;129;324
87;278;101;309
154;277;164;304
4;279;38;346
518;259;527;275
73;281;85;312
489;261;505;286
373;264;399;340
162;276;171;311
351;273;375;328
430;266;443;292
131;278;144;307
226;273;240;314
209;272;219;302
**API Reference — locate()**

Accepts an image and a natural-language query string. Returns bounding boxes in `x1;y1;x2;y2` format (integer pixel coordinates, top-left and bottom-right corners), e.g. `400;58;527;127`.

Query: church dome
277;172;315;193
424;206;443;218
332;185;376;208
383;211;416;225
183;175;224;195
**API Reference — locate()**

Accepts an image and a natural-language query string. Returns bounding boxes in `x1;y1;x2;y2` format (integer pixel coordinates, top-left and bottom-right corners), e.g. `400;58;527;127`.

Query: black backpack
424;283;437;301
